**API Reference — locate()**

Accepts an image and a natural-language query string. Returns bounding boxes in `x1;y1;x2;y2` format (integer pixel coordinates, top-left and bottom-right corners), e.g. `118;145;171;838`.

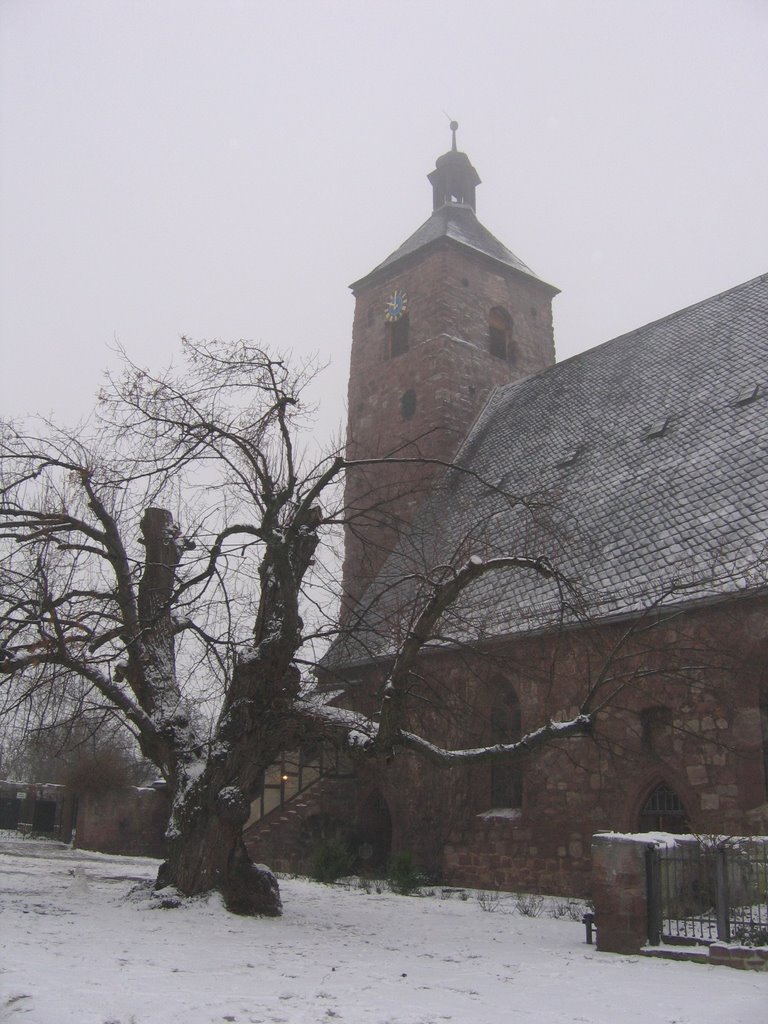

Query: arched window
488;307;513;361
760;690;768;797
490;685;523;809
389;314;409;357
638;783;689;833
640;706;673;755
357;789;392;869
400;389;417;420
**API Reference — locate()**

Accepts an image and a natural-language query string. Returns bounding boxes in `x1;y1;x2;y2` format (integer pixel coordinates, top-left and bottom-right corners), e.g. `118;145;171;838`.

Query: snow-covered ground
1;837;766;1024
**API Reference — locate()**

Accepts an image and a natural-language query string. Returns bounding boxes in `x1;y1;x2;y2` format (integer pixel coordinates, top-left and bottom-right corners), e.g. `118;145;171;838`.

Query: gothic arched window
638;783;689;833
490;685;523;809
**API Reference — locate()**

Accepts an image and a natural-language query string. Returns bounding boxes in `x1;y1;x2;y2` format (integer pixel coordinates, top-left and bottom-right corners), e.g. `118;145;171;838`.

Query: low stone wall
708;944;768;971
75;785;170;858
443;813;591;897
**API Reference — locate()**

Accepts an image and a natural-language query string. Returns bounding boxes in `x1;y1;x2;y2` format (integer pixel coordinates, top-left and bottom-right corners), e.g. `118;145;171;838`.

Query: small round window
400;389;417;420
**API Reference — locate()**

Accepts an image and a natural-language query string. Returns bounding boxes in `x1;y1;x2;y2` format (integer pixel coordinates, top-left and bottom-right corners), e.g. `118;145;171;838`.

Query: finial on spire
450;120;459;152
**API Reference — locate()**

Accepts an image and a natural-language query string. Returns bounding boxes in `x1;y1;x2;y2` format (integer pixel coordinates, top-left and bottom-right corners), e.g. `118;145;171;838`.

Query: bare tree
1;339;735;914
1;703;148;789
0;341;346;913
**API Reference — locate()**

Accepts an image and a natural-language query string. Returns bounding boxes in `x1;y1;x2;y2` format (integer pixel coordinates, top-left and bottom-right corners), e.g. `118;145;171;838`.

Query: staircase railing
245;742;350;829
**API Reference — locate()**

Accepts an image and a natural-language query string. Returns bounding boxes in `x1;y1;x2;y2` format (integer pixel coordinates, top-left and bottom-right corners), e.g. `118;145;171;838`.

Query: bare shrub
514;893;545;917
549;899;584;921
476;890;502;913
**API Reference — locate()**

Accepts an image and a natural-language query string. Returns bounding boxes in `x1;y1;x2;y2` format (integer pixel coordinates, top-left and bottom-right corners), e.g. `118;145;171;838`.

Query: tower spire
428;124;481;212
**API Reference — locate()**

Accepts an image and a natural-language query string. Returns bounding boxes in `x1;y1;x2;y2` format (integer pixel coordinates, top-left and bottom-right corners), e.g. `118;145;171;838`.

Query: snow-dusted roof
350;204;558;293
331;272;768;669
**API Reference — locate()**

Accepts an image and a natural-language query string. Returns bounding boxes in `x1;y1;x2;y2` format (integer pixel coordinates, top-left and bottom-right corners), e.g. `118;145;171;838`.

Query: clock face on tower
384;289;408;322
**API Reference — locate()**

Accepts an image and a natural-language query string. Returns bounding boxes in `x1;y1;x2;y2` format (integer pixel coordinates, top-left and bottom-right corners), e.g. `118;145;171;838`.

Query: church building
245;131;768;896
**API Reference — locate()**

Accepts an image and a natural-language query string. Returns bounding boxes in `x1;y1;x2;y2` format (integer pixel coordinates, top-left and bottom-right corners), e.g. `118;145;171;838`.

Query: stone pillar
591;833;653;954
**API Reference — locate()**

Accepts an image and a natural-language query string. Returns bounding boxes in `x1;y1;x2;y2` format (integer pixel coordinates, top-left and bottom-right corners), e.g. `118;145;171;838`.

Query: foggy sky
1;0;767;443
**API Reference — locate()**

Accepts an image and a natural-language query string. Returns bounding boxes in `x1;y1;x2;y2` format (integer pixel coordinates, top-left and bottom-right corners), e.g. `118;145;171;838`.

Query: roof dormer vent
735;383;760;405
646;417;671;439
555;447;582;468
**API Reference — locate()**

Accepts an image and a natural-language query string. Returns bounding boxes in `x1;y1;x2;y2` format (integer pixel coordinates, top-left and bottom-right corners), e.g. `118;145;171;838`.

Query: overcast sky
1;0;766;443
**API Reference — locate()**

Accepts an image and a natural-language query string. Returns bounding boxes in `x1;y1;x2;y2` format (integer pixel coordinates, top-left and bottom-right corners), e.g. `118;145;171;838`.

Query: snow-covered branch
376;553;557;748
396;713;594;765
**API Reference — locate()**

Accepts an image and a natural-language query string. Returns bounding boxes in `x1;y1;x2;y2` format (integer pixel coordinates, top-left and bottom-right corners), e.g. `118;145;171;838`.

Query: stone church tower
341;126;559;614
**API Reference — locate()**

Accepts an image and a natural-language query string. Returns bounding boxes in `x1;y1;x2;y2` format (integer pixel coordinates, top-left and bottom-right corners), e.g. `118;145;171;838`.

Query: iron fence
647;837;768;946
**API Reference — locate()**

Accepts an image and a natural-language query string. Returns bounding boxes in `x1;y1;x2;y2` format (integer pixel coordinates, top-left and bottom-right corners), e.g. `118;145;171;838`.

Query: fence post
646;847;662;945
715;845;731;942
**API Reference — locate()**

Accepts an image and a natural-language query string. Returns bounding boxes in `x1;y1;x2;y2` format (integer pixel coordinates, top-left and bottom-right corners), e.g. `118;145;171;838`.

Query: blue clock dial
384;289;408;322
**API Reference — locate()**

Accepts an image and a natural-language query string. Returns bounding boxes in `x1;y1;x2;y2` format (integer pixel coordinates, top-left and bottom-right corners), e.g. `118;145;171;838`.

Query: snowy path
1;839;766;1023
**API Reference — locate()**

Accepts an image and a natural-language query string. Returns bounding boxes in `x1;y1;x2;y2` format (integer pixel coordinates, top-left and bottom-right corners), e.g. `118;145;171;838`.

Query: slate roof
350;204;558;293
332;272;768;669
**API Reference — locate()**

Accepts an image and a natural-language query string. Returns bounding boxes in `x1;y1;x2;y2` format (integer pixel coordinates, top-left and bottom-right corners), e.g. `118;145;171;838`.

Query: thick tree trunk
158;782;281;916
142;506;322;916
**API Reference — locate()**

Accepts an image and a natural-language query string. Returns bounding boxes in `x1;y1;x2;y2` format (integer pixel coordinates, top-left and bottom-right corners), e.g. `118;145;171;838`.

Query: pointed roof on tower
351;123;558;295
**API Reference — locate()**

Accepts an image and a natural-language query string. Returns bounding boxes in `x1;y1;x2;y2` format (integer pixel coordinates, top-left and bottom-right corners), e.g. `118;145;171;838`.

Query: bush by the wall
387;851;427;895
309;838;356;884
